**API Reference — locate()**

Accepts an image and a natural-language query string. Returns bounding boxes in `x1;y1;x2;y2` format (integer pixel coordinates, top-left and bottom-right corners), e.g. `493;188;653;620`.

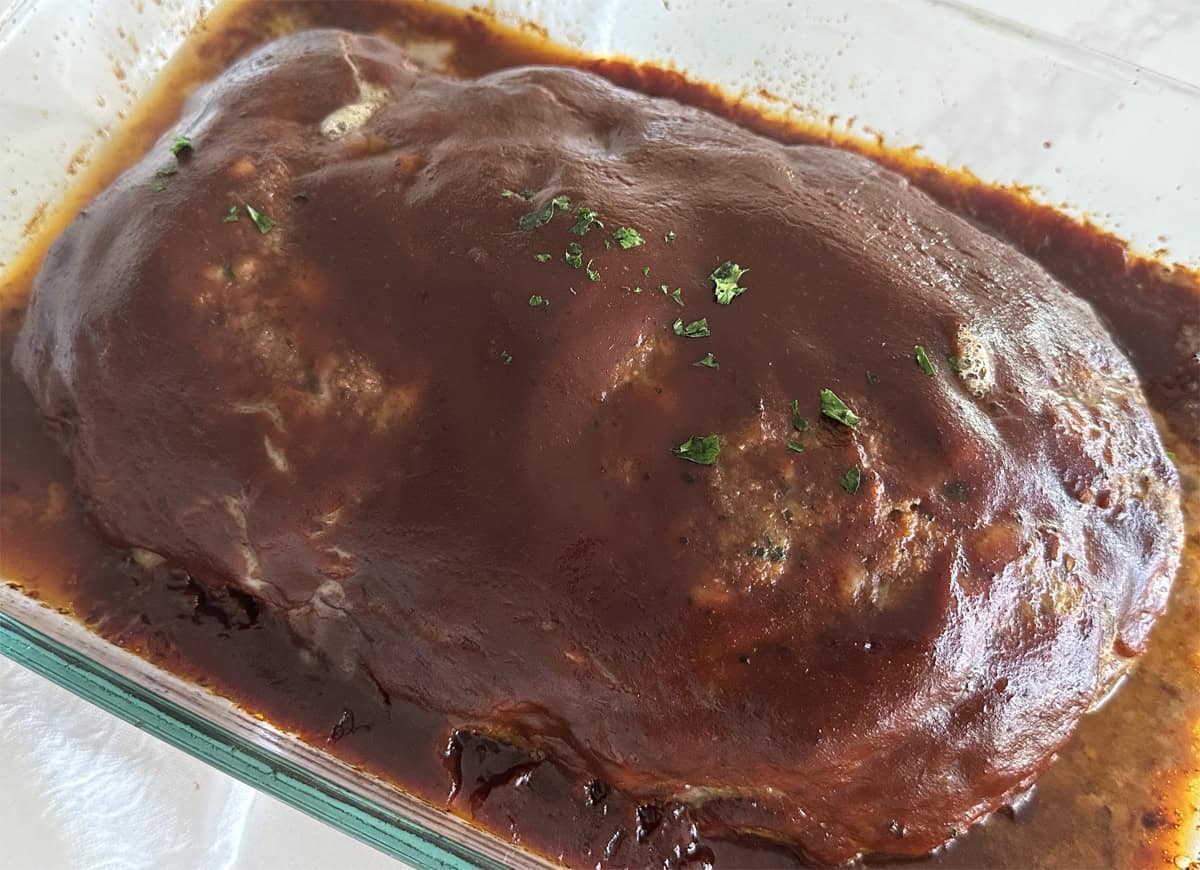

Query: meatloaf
13;29;1183;863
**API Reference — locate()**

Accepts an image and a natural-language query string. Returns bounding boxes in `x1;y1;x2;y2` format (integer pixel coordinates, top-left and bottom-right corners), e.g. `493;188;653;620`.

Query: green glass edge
0;611;505;870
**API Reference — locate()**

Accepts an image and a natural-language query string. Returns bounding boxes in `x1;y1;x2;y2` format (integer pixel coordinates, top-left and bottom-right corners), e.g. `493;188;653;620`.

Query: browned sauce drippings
1;2;1197;868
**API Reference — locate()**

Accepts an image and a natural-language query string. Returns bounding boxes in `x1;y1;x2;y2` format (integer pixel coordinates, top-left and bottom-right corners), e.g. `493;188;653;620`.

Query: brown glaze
1;3;1198;869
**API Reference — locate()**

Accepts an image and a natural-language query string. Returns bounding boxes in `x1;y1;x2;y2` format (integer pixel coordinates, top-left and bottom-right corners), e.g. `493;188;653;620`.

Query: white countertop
1;3;1195;868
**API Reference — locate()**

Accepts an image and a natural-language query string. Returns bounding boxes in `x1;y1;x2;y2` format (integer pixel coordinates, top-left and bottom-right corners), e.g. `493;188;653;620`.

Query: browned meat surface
12;29;1183;864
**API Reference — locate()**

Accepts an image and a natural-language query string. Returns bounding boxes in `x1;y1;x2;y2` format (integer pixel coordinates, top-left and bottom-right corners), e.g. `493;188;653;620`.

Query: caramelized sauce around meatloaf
13;30;1182;863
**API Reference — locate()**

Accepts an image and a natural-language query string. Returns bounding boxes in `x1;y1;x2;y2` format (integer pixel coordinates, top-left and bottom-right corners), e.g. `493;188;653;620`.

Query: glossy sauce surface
1;3;1198;868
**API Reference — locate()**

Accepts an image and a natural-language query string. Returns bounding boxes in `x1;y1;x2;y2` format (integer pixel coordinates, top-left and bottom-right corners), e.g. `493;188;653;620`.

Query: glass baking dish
1;1;1197;867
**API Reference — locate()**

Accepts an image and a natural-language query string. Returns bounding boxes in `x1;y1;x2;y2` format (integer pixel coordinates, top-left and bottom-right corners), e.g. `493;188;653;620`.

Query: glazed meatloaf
13;29;1183;863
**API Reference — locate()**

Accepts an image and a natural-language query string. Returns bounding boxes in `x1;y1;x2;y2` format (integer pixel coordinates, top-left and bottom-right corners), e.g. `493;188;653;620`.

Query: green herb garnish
786;439;805;453
866;371;880;384
664;230;676;242
222;206;239;223
500;350;513;365
789;399;808;432
673;317;710;338
820;389;860;429
586;259;600;282
915;345;935;376
169;134;192;156
519;194;571;231
840;466;862;494
710;261;749;305
564;242;583;269
570;206;603;236
534;253;552;263
659;285;683;305
529;294;548;307
945;353;960;373
631;286;643;294
694;353;719;369
673;434;721;465
642;266;651;276
245;204;275;234
501;189;536;201
613;227;644;249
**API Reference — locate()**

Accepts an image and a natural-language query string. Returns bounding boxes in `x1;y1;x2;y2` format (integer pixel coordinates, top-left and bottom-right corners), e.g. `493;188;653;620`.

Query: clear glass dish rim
1;2;1197;868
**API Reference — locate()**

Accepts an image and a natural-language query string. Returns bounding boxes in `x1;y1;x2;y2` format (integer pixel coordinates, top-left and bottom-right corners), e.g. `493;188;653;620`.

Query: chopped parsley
915;345;935;376
500;189;536;201
570;206;603;236
586;259;601;282
664;230;676;242
631;286;643;294
693;353;719;369
642;266;651;276
564;242;583;269
529;294;549;307
519;194;571;231
840;466;863;494
945;353;960;373
534;253;552;263
672;434;721;465
245;204;275;234
613;227;644;249
222;205;239;223
500;350;513;365
786;439;805;453
790;399;808;432
866;371;880;384
710;261;749;305
1166;450;1178;463
820;389;860;429
660;285;683;305
150;178;168;192
169;134;192;156
673;317;710;338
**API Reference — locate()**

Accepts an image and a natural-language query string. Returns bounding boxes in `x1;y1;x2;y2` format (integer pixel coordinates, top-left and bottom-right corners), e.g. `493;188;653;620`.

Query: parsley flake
673;317;710;338
840;466;862;494
673;434;721;465
586;259;600;282
571;206;603;236
866;371;880;384
710;261;749;305
945;353;960;373
789;400;808;431
534;253;552;263
529;294;549;307
642;266;651;276
245;204;275;234
659;285;683;305
519;194;570;231
631;286;643;294
694;353;719;369
613;227;644;249
169;134;193;156
501;189;536;201
820;389;860;429
915;345;935;376
500;350;513;365
222;205;239;223
665;230;676;242
564;242;583;269
786;439;805;453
